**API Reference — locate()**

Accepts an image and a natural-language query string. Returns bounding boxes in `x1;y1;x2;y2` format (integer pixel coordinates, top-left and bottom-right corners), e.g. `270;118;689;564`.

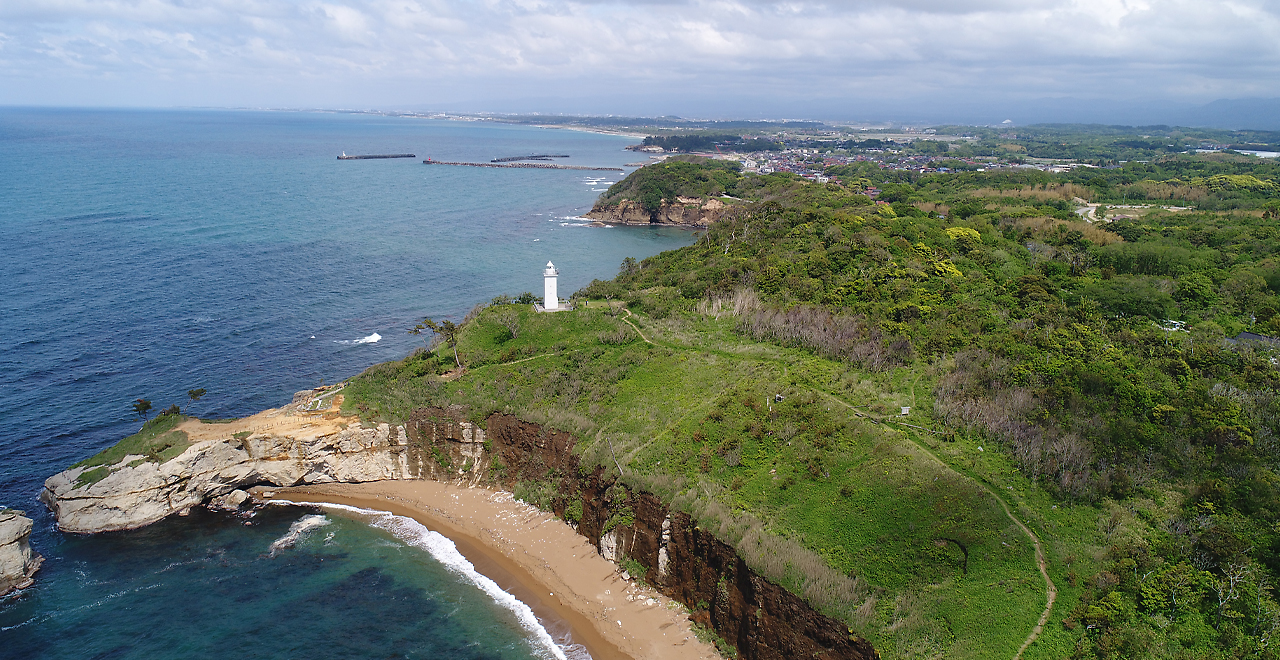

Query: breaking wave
334;332;381;345
273;502;583;660
268;514;331;556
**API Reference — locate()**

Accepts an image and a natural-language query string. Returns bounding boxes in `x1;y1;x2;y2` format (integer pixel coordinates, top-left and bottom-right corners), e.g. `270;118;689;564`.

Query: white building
543;261;559;310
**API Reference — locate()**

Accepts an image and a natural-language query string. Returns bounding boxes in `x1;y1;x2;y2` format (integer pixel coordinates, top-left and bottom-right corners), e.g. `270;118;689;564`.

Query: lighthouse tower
543;261;559;310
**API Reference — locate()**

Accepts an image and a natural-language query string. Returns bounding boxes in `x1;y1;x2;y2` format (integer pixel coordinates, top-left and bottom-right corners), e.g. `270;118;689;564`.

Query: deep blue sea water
0;109;693;658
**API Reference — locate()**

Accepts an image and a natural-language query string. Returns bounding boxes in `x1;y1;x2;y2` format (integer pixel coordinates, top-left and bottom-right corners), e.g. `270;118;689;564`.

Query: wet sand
259;481;719;660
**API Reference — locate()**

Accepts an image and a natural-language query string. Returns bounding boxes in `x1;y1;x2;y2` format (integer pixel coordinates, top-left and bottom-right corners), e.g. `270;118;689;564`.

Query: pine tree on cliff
410;317;463;369
132;398;152;421
186;388;206;413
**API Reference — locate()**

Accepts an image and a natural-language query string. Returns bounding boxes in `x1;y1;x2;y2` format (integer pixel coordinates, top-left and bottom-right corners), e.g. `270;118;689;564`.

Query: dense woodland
572;152;1280;658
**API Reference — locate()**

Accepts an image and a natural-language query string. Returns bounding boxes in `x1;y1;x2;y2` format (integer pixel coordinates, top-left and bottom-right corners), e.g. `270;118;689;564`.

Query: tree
494;309;520;340
1215;561;1252;629
411;317;463;369
187;388;206;413
133;398;152;421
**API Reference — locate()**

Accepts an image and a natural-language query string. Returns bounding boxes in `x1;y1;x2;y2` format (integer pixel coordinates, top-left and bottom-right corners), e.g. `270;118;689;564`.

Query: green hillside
345;156;1280;659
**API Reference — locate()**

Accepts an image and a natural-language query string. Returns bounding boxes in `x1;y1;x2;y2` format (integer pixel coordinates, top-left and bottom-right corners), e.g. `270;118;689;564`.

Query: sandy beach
259;482;720;660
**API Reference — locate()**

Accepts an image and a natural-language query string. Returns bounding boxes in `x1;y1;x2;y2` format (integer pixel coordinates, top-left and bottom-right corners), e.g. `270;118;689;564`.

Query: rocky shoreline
40;391;877;660
0;509;42;597
40;387;414;534
584;197;729;227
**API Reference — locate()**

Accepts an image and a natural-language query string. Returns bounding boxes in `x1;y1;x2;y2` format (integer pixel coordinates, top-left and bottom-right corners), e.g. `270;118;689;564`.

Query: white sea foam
268;514;331;556
273;501;578;660
334;332;382;345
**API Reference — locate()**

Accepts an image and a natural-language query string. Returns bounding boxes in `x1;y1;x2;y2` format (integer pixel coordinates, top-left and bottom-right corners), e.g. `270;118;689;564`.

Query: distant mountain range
1175;98;1280;131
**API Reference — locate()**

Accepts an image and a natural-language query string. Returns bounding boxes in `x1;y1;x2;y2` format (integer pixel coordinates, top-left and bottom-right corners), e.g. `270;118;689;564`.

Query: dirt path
1002;497;1057;659
815;389;1056;659
493;306;1056;657
177;390;352;442
621;308;654;344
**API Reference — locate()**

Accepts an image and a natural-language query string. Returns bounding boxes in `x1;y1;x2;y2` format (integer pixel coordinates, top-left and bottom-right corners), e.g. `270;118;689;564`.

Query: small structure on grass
544;261;559;310
535;261;572;313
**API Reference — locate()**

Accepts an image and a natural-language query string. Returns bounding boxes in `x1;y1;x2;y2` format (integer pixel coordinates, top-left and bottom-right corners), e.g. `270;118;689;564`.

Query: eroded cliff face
585;197;727;227
412;408;878;660
41;390;418;534
0;510;42;597
43;398;876;658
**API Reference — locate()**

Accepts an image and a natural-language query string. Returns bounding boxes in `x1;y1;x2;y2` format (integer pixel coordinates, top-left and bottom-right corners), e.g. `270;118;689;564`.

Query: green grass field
72;413;191;486
342;302;1113;658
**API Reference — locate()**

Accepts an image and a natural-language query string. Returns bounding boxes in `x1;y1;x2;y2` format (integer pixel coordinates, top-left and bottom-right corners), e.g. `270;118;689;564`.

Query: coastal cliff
42;396;876;659
0;509;42;596
41;387;427;534
585;197;728;227
414;409;878;660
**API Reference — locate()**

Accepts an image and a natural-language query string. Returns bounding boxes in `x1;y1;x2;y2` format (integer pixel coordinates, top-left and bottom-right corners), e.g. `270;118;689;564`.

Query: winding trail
483;306;1055;657
620;308;654;344
1003;496;1057;659
815;389;1056;659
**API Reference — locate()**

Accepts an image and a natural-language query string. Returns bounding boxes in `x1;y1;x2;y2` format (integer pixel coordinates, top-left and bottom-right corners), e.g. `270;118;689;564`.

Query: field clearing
343;303;1109;658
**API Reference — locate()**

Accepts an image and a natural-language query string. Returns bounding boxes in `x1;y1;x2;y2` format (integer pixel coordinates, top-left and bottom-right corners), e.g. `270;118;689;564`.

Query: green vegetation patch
598;159;743;211
195;156;1280;658
342;300;1046;658
73;413;191;484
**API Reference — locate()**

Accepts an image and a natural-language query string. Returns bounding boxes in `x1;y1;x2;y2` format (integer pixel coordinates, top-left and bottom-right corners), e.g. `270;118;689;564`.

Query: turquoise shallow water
0;109;693;658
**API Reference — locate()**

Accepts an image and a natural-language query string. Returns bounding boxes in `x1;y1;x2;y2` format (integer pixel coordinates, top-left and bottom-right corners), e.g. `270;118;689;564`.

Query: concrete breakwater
424;159;624;172
491;154;571;162
337;153;416;160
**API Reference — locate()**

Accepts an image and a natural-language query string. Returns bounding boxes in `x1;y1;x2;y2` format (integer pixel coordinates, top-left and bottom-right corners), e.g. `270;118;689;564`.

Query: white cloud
0;0;1276;112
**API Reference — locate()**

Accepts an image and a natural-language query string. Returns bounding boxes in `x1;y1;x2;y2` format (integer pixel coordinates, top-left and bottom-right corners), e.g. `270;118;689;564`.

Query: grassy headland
340;150;1280;659
67;137;1280;658
73;414;191;486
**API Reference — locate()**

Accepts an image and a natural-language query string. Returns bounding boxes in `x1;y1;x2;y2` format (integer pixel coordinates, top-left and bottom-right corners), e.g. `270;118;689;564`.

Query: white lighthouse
543;261;559;310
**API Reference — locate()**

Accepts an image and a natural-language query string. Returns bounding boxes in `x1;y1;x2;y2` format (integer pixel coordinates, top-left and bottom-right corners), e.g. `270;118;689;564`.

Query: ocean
0;109;694;658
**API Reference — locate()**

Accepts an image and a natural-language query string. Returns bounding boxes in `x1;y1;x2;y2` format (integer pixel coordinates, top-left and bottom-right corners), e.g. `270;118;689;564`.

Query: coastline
531;124;651;140
259;482;720;660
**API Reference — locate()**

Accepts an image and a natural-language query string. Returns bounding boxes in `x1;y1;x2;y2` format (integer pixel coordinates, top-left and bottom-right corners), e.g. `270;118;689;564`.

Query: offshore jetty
337;152;416;160
491;154;570;162
424;158;623;172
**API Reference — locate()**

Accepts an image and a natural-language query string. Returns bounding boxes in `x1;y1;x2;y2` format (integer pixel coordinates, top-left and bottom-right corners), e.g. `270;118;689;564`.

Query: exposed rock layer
41;391;415;534
417;409;878;660
584;198;727;227
0;510;42;596
43;398;876;659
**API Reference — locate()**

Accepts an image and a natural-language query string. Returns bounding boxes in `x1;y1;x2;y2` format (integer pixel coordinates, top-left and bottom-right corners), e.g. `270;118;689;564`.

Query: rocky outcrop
45;398;875;658
0;509;42;597
411;408;878;660
585;197;728;227
41;391;417;534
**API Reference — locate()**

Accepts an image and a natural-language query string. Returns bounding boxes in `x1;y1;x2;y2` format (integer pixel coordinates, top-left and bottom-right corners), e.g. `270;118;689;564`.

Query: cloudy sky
1;0;1278;121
